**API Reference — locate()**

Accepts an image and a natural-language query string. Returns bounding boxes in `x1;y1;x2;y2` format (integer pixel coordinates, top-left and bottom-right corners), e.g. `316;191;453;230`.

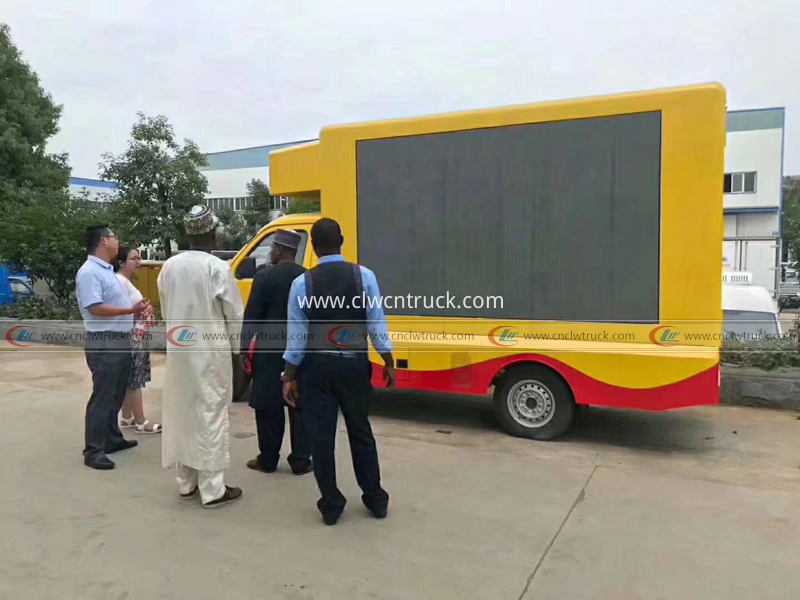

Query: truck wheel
493;365;574;440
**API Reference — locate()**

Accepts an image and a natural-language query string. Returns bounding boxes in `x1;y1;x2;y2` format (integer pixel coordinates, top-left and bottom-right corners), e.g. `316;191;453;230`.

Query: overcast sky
4;0;799;176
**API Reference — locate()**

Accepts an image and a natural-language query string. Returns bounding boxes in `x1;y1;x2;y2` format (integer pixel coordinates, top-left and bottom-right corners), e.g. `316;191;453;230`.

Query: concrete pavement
2;342;800;599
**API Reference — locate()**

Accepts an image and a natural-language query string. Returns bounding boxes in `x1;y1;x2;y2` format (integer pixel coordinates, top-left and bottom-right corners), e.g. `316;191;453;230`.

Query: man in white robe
157;205;245;508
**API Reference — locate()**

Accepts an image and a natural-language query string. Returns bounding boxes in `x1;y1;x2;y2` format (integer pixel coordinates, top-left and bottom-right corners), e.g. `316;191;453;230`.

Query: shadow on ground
373;389;715;455
565;406;715;454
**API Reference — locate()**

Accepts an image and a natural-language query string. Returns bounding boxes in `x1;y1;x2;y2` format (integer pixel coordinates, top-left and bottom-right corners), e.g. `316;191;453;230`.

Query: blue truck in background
0;264;35;306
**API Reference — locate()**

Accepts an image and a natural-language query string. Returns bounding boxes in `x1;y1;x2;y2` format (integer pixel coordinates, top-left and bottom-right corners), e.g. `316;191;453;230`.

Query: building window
724;172;757;194
205;196;255;212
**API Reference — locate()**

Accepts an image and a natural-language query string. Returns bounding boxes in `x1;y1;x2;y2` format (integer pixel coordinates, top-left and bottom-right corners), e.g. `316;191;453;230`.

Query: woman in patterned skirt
115;247;161;434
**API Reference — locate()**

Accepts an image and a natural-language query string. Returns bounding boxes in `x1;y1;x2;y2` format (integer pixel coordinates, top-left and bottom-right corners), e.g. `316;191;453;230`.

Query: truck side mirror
236;257;256;280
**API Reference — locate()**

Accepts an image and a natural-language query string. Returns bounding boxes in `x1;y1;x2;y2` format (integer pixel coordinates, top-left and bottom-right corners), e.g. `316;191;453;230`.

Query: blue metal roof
726;108;785;133
724;207;780;214
69;177;116;189
201;139;317;171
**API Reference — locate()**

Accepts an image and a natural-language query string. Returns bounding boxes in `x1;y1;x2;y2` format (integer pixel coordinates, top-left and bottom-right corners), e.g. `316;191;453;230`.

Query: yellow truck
221;83;726;440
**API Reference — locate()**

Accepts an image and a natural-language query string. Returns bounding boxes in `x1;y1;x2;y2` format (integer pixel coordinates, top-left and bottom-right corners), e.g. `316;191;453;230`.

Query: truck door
233;229;311;303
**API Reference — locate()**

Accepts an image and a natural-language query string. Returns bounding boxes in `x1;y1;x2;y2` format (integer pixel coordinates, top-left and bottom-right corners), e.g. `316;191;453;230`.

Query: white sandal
135;420;162;434
120;415;136;429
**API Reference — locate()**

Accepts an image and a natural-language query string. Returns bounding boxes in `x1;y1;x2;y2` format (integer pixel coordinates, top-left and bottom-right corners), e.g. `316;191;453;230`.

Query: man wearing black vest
282;218;396;526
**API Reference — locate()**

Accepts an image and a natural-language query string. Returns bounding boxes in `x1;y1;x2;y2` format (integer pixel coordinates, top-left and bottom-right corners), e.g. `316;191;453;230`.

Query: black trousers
255;405;311;472
302;354;388;514
83;334;132;458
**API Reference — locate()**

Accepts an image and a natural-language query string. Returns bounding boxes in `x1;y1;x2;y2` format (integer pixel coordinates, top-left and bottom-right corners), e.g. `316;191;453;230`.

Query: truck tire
493;365;574;440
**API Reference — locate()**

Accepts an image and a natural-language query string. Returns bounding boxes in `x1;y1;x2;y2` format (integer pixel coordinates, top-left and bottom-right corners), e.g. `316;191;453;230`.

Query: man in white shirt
76;225;149;470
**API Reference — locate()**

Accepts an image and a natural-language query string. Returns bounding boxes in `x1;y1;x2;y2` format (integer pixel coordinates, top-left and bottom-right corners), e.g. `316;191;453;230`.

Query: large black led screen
356;112;661;322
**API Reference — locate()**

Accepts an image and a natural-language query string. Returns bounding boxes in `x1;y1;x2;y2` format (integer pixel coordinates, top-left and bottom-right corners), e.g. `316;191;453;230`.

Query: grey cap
273;229;302;250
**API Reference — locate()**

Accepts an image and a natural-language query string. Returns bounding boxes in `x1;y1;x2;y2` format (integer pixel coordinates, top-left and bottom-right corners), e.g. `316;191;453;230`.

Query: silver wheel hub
507;380;555;428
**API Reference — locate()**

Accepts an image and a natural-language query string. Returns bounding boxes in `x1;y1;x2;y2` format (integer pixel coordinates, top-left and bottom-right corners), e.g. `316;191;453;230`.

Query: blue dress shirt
76;255;134;332
283;254;393;366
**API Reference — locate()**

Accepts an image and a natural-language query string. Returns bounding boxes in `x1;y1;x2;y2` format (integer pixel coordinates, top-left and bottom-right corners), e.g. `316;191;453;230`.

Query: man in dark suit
242;229;312;475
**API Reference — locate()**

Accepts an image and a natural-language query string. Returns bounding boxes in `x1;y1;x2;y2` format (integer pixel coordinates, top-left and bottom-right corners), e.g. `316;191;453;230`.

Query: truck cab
0;265;35;306
229;213;321;299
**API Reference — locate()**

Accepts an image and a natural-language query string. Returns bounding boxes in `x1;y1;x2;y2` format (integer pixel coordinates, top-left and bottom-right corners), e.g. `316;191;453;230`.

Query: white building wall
722;108;785;298
204;166;270;198
202;166;289;218
723;129;782;210
743;241;780;290
723;214;737;237
198;140;313;213
735;212;780;237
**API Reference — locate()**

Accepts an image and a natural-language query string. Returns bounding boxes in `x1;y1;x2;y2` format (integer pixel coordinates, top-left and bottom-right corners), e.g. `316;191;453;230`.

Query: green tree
0;24;70;209
243;178;274;230
0;23;103;306
0;189;104;305
285;195;321;215
782;176;800;269
99;113;208;258
216;203;250;250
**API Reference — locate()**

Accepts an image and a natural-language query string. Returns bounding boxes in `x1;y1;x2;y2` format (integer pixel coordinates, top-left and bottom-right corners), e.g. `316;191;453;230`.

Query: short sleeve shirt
76;256;134;332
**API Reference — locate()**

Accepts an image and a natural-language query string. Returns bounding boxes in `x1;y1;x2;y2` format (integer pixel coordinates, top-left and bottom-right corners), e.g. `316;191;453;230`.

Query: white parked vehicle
722;283;781;338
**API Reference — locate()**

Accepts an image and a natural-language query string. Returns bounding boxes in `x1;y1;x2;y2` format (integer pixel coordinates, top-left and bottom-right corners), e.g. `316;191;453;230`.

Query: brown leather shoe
246;457;276;473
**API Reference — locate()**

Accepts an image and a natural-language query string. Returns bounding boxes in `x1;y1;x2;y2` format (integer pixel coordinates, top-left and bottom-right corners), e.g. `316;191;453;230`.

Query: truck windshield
242;230;308;272
722;310;780;338
249;233;276;270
